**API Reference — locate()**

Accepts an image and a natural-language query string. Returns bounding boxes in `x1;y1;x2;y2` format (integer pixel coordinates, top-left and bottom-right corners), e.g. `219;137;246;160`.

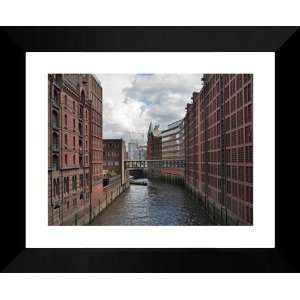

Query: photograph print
48;73;253;226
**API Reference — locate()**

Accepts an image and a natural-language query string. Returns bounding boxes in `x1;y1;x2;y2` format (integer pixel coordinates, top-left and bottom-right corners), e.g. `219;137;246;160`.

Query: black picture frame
1;26;299;272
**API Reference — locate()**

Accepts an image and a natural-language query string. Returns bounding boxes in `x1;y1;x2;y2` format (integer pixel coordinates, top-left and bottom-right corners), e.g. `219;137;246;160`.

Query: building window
245;146;252;163
52;111;59;128
53;179;57;197
64;177;69;194
65;154;68;166
64;114;68;128
56;179;60;195
64;134;68;145
65;95;67;105
73;154;76;165
52;155;59;170
52;132;59;150
81;91;85;104
73;136;75;148
73;101;75;111
80;175;83;187
245;126;252;143
53;89;59;105
73;119;75;130
53;178;60;197
244;104;252;124
72;176;77;191
80;106;83;119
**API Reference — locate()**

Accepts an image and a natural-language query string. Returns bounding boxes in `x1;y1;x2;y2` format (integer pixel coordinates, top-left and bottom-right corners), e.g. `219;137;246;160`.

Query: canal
91;178;213;225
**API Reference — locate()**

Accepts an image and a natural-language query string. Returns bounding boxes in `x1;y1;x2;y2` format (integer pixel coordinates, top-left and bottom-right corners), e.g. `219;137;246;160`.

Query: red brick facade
48;74;103;225
146;123;162;160
185;74;253;225
103;139;127;184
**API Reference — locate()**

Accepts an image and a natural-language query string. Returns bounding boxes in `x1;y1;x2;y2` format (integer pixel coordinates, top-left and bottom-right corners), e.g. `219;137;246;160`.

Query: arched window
52;132;59;150
64;114;68;127
52;155;59;170
52;111;59;128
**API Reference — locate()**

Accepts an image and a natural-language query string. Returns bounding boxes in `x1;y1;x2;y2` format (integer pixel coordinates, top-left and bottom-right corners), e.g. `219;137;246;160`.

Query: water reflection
91;178;212;225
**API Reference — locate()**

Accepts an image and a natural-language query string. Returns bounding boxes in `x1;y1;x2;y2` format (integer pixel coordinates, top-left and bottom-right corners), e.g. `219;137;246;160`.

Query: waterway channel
91;178;212;225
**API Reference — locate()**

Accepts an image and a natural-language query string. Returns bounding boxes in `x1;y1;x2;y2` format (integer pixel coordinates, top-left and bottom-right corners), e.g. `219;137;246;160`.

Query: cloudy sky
96;74;203;144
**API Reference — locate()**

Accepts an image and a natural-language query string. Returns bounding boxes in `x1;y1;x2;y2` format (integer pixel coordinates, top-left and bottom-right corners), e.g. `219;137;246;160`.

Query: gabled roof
148;122;161;137
148;122;153;136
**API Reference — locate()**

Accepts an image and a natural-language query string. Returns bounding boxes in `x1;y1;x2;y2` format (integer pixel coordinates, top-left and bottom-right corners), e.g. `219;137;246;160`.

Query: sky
96;74;203;144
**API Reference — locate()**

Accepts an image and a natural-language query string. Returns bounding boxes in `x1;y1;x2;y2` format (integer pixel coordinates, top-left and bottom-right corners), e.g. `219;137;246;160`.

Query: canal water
91;178;212;225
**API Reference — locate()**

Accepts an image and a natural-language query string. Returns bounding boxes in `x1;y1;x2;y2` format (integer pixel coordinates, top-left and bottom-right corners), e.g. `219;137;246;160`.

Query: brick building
146;123;162;160
48;74;103;225
146;123;162;178
185;74;253;225
103;139;127;184
184;92;200;191
161;119;185;182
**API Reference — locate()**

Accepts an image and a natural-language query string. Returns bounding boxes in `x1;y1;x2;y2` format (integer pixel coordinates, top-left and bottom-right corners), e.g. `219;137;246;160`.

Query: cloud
96;74;203;143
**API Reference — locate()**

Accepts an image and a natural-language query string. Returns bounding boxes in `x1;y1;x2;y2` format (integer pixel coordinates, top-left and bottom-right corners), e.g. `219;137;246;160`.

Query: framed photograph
1;26;299;272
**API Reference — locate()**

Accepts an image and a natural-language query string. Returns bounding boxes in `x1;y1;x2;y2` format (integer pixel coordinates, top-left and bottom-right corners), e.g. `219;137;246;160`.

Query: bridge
124;160;185;169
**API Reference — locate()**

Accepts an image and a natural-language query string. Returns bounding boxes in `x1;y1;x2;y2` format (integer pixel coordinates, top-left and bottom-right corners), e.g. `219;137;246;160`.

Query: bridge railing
124;160;185;169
